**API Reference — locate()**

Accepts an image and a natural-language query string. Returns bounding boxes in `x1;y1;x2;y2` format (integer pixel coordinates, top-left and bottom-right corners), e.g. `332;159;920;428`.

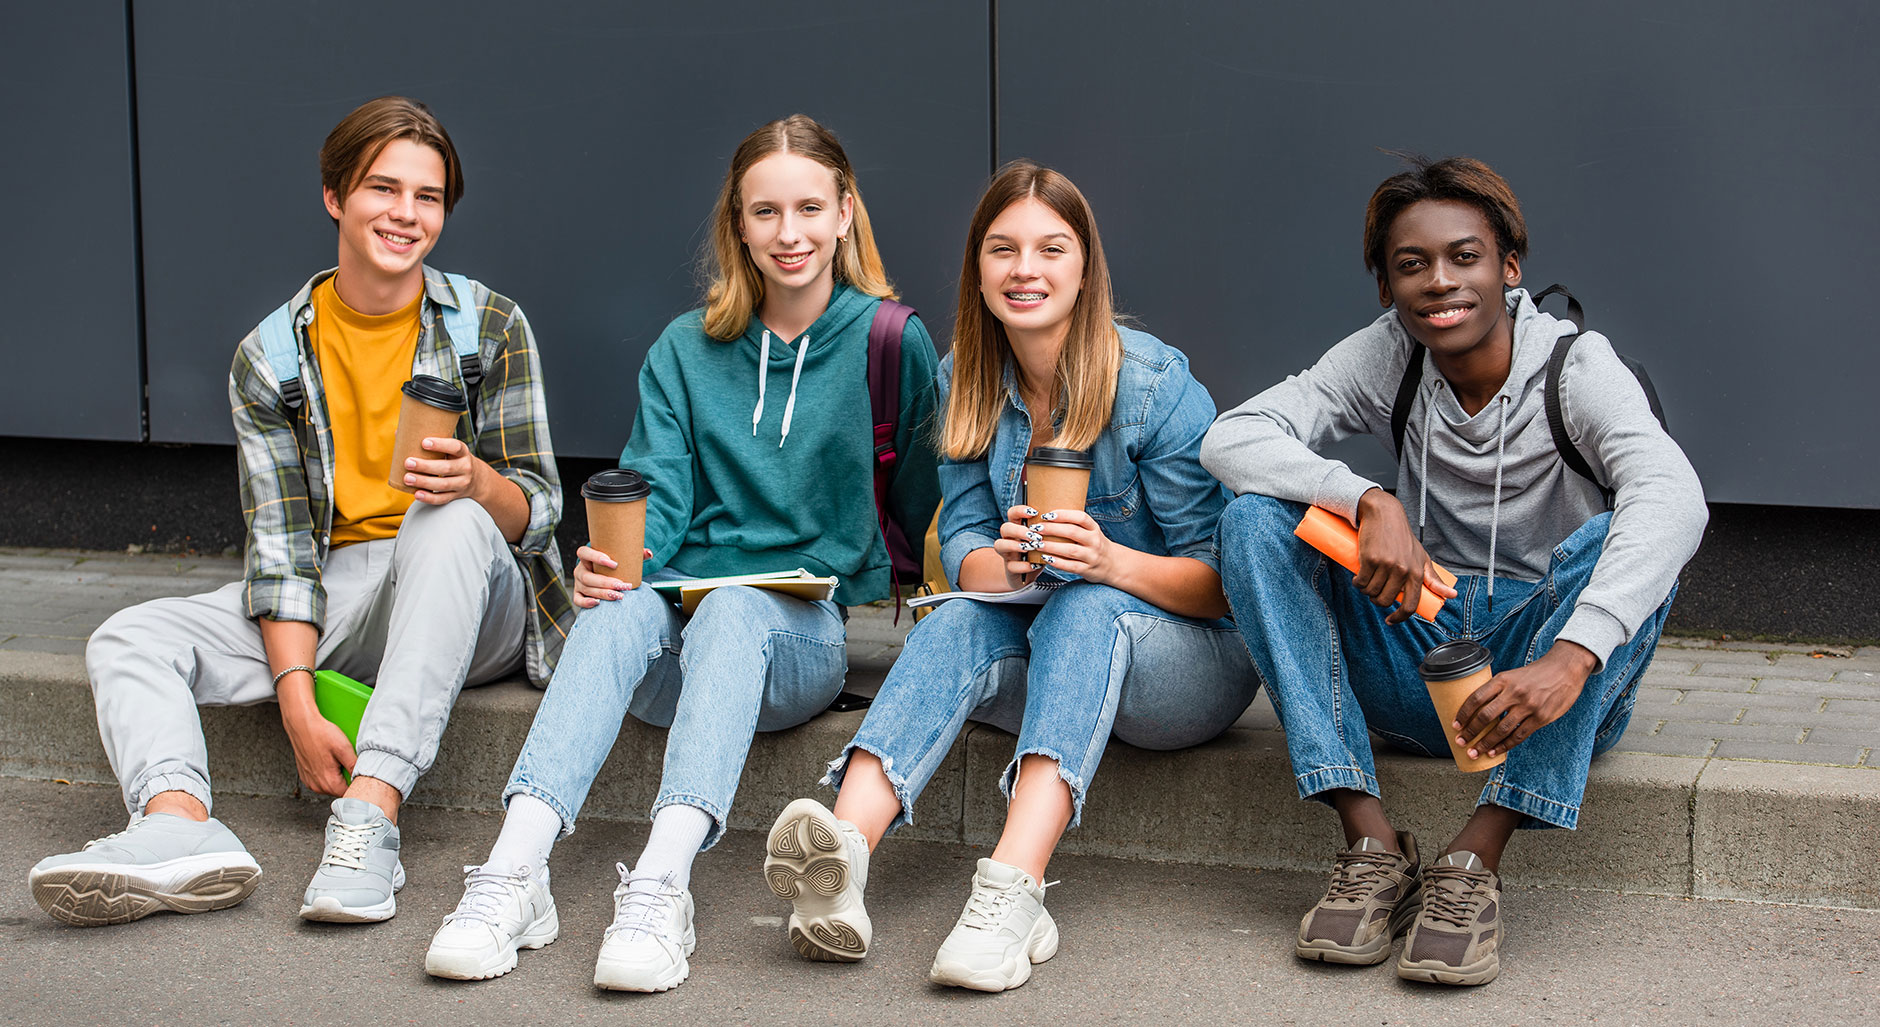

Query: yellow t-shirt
308;278;424;546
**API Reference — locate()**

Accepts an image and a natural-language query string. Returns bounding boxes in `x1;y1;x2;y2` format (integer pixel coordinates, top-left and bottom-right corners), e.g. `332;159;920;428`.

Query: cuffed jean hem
353;748;422;799
1295;765;1381;806
129;766;213;818
824;741;919;835
1479;780;1581;831
1001;746;1090;830
503;783;579;839
652;792;729;851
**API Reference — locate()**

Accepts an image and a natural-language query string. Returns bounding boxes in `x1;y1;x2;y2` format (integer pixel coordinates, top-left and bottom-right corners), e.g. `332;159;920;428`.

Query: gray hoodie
1200;289;1707;668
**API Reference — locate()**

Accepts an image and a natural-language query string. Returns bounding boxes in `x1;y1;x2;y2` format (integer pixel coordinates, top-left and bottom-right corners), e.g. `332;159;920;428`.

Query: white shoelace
319;819;378;871
83;816;148;851
605;862;679;942
959;875;1058;931
443;864;530;927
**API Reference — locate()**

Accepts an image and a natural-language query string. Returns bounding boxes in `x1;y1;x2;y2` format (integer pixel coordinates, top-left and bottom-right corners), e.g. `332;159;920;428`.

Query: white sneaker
29;813;262;926
592;864;695;992
764;798;871;962
928;858;1059;992
424;862;560;980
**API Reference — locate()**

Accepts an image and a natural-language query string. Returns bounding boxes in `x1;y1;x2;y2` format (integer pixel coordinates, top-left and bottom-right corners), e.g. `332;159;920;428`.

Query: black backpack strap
1390;346;1425;458
1536;284;1612;500
1531;283;1584;332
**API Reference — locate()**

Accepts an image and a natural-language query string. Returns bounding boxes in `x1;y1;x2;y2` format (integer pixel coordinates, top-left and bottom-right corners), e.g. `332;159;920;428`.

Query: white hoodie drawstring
1486;394;1510;605
751;330;811;447
751;330;771;436
778;335;809;447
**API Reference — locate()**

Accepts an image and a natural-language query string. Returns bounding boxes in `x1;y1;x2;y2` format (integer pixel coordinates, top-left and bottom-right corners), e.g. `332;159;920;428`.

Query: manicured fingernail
1042;555;1056;565
1018;543;1035;552
1042;511;1058;520
1027;532;1042;543
1023;507;1038;516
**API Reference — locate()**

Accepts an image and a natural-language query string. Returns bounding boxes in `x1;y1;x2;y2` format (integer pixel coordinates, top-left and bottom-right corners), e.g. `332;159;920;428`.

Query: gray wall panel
134;0;988;454
998;0;1879;507
0;2;143;440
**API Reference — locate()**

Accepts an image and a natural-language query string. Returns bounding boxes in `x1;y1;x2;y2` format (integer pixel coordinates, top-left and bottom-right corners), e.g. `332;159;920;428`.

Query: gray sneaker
1396;850;1502;986
299;798;406;922
1296;832;1422;965
29;813;262;927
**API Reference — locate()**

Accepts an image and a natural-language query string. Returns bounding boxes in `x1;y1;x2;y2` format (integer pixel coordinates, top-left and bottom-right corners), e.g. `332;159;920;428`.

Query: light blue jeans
504;572;847;849
828;581;1259;833
1216;495;1675;830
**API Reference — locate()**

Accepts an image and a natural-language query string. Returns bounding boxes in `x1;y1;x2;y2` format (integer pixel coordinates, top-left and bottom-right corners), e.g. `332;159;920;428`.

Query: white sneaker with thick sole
592;864;696;992
299;798;406;923
928;857;1059;992
424;862;560;980
29;814;262;927
764;798;871;961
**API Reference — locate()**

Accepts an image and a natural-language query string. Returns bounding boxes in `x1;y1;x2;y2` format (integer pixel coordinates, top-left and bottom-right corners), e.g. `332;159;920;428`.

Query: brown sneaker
1396;850;1502;985
1295;832;1422;965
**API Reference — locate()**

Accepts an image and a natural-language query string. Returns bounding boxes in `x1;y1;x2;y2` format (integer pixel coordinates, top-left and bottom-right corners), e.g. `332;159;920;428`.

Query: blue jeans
1216;495;1674;830
828;582;1259;832
504;573;847;849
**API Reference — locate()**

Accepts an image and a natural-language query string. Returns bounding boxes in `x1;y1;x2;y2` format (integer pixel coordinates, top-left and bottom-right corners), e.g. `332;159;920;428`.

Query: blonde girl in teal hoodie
424;115;940;993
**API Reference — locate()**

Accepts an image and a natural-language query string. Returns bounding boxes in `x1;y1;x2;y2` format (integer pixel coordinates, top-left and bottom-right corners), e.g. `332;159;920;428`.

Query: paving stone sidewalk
2;547;1874;768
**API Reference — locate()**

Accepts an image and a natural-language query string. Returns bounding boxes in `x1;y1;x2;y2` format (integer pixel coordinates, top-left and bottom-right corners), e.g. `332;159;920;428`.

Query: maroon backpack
866;300;923;596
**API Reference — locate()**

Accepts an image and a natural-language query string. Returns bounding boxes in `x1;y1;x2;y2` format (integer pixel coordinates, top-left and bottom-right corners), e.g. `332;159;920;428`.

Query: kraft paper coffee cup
583;469;651;587
388;375;469;492
1024;447;1094;566
1419;640;1506;773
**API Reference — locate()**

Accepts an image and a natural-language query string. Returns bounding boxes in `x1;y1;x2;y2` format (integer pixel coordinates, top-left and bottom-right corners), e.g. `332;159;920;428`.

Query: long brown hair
943;160;1120;460
701;115;895;340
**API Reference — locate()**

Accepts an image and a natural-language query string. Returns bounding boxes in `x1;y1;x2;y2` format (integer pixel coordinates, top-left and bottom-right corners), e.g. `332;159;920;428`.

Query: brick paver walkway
3;548;1873;768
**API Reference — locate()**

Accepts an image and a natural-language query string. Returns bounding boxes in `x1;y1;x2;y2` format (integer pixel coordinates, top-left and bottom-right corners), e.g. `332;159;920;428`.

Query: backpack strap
867;299;916;471
1389;345;1425;458
257;299;307;409
1534;283;1612;501
440;272;485;432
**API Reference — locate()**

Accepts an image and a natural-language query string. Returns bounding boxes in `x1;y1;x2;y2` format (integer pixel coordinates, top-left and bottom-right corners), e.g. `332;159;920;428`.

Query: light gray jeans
86;499;527;816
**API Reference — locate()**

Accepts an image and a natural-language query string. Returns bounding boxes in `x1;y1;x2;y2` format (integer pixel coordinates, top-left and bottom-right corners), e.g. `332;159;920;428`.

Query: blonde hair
701;115;895;340
943;160;1120;460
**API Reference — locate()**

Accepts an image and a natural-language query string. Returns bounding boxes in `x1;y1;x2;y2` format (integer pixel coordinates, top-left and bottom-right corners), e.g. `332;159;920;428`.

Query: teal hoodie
621;283;941;605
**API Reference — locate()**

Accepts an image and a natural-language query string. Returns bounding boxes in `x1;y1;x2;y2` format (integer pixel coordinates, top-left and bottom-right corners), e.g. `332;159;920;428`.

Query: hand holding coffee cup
1022;447;1094;566
1419;641;1505;773
389;375;469;493
580;470;652;601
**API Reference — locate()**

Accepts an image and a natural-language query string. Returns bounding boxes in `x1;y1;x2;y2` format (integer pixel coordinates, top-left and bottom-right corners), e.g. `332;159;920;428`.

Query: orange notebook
1293;506;1457;623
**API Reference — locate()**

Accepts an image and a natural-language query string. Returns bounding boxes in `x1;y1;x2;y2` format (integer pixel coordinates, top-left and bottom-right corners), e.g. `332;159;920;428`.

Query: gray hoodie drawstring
1417;386;1437;543
751;330;811;447
1486;394;1510;605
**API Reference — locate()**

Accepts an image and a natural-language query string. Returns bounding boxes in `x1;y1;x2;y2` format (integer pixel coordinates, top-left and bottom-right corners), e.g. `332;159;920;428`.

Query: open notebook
647;568;838;615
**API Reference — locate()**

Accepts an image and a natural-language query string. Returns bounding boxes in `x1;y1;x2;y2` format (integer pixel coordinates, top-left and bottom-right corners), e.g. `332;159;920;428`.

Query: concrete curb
7;648;1874;908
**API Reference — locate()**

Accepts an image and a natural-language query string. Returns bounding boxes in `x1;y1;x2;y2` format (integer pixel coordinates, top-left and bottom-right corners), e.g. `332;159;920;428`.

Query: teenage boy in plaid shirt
29;96;575;927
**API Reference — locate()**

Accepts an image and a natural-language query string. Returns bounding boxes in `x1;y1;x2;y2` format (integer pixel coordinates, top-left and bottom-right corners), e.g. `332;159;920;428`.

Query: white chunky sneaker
29;813;262;927
764;798;871;961
424;862;560;980
928;858;1059;992
592;864;695;992
299;798;406;922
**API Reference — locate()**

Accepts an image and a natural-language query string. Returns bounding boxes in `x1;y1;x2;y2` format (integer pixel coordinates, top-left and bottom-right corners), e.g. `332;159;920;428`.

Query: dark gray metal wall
996;0;1880;507
0;2;143;441
5;1;1876;506
131;0;989;454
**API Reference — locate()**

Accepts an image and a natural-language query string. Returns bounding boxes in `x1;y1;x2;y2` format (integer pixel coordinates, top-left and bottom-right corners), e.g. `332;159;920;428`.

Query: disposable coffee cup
1419;640;1506;773
1023;447;1094;566
583;469;651;587
388;375;469;492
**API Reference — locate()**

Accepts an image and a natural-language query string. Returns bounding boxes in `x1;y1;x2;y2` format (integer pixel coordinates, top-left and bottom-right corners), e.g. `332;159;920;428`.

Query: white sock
629;804;713;891
486;793;562;875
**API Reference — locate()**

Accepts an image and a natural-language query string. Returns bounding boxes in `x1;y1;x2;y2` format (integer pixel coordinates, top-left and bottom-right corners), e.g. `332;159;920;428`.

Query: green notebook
313;669;373;748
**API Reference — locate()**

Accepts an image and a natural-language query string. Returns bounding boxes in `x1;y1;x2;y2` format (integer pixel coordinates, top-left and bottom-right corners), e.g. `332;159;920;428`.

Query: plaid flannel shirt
227;266;575;686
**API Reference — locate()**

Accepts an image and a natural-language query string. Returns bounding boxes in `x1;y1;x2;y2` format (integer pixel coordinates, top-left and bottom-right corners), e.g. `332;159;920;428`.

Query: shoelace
318;819;379;871
82;816;149;851
604;863;678;942
442;864;530;927
1322;848;1404;903
1418;865;1493;929
958;875;1057;931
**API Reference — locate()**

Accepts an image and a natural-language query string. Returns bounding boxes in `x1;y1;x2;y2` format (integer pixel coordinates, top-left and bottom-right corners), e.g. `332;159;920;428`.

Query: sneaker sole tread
765;800;867;962
31;863;261;927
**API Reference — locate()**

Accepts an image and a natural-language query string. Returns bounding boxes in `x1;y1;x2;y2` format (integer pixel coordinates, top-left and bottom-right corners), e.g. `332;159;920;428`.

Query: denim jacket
937;325;1229;587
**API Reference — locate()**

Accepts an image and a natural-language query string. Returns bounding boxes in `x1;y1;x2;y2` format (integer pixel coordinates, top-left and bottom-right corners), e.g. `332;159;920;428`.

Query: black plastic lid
1418;640;1492;682
401;374;468;413
582;468;651;502
1026;447;1093;470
